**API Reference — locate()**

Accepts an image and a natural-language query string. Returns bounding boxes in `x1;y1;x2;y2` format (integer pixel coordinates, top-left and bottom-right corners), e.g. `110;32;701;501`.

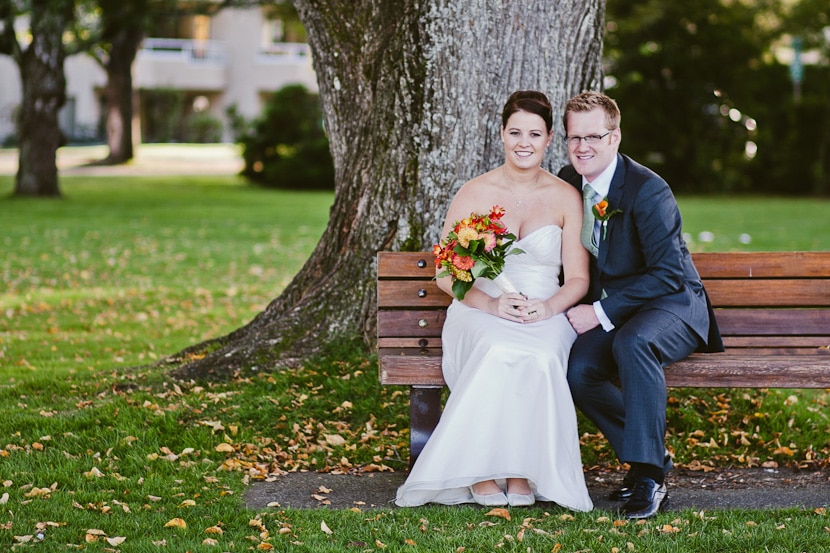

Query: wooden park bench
377;251;830;465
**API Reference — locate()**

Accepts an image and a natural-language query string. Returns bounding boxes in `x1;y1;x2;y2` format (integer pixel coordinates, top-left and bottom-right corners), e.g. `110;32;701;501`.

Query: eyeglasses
564;131;611;146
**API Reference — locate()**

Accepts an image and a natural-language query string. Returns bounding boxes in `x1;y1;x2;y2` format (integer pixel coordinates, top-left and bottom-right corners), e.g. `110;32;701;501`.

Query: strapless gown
395;225;593;511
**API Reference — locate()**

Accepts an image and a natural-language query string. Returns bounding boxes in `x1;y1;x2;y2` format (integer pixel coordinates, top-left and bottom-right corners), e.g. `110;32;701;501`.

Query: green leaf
452;279;471;300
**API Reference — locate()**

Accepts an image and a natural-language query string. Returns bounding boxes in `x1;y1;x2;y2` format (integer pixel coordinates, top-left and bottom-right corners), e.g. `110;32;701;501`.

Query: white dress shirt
581;156;618;332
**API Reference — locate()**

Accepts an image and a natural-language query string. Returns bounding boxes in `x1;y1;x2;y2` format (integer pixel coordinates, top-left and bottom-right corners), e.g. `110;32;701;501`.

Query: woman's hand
487;292;529;323
518;297;550;323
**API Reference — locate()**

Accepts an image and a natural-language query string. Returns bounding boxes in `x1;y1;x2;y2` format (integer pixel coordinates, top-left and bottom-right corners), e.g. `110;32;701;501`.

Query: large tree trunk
170;0;604;380
14;0;75;197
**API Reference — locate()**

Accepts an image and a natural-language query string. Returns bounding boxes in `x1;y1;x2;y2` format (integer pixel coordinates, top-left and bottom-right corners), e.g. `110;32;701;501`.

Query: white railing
257;42;311;64
138;38;226;63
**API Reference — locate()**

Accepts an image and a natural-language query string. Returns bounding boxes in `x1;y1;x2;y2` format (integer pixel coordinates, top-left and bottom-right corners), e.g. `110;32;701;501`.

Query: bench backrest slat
705;280;830;307
715;308;830;336
691;251;830;278
377;251;830;385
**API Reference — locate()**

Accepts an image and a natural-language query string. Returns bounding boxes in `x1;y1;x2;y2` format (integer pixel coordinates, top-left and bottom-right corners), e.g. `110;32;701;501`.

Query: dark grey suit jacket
559;153;723;352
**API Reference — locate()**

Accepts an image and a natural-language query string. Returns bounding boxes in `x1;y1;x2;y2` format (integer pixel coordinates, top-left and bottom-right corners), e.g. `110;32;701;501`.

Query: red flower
452;254;475;270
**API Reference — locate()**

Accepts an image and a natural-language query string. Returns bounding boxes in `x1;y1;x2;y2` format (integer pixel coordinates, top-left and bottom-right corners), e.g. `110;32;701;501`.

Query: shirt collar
582;155;617;198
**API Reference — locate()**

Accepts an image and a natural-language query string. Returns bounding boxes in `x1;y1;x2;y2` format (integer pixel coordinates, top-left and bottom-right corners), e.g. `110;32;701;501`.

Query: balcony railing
257;42;312;64
138;38;226;63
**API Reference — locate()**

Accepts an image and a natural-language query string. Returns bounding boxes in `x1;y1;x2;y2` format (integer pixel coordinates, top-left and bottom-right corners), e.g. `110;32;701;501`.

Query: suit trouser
567;308;702;469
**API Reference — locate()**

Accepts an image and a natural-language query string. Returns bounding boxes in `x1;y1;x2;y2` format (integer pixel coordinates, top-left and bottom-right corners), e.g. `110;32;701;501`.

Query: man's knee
566;362;587;394
612;329;655;366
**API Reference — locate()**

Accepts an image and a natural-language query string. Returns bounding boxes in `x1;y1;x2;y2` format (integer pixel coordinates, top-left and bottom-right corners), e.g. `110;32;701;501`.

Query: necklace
502;166;540;207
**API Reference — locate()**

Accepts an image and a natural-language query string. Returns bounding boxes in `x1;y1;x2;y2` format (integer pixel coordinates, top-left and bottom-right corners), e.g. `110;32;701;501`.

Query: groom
559;91;723;519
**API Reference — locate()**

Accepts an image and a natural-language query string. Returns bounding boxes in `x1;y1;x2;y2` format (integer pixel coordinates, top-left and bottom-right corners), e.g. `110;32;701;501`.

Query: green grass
677;196;830;252
1;174;829;551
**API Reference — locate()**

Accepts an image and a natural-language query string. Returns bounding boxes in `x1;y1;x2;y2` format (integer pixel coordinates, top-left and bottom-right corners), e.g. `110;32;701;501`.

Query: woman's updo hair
501;90;553;133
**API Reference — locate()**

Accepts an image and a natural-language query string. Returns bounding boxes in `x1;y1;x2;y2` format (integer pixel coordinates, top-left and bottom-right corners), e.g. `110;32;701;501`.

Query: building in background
0;6;317;145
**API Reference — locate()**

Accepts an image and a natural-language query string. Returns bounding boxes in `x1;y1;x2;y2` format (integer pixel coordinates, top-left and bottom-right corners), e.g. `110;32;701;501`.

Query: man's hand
567;304;600;335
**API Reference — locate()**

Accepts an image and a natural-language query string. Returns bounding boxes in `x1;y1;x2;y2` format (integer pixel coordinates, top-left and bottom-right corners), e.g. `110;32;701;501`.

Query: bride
395;91;593;511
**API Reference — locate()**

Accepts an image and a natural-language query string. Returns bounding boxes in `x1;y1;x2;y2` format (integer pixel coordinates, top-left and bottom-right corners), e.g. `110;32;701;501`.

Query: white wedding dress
395;225;593;511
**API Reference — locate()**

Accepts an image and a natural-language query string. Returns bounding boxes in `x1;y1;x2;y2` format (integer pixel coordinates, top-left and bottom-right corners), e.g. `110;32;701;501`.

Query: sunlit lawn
1;173;829;551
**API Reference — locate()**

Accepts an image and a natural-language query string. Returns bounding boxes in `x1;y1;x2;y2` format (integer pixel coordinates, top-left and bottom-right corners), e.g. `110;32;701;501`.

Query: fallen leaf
164;518;187;529
321;521;333;535
84;467;105;478
215;443;234;453
106;537;127;546
24;487;52;498
485;508;511;521
325;434;346;446
85;529;106;542
205;525;223;534
178;499;197;508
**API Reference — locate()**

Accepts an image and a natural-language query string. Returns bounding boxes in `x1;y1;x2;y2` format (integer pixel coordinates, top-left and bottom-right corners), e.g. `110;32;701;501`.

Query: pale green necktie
581;183;601;257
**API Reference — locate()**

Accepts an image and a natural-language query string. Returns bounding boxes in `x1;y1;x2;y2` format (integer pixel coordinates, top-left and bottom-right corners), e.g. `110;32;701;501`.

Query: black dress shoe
609;452;672;501
621;477;668;519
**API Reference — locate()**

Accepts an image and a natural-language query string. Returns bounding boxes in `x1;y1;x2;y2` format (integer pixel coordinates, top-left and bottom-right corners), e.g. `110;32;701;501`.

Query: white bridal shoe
507;492;536;507
471;489;508;506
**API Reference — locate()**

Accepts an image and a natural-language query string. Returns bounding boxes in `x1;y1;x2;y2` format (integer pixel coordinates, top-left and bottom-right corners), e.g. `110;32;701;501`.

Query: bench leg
409;386;442;469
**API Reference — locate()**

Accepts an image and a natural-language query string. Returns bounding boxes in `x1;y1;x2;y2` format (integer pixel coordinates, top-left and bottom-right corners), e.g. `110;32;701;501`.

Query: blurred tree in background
605;0;829;195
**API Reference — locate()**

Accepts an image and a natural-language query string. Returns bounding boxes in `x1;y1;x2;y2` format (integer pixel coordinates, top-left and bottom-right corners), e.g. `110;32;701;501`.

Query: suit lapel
597;154;626;270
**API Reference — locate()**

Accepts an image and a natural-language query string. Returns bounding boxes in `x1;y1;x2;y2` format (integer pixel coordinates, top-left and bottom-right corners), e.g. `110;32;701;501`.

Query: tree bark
100;24;144;164
93;0;157;164
170;0;604;380
14;0;75;197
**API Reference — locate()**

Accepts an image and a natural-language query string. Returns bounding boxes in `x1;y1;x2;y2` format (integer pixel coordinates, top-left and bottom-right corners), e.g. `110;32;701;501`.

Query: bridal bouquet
433;205;524;300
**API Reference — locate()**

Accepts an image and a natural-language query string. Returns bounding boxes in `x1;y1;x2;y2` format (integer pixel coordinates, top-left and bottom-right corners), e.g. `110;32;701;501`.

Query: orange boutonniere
592;198;622;240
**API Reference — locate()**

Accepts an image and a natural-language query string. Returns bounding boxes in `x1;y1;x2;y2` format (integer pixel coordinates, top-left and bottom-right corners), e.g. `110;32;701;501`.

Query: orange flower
594;199;609;218
591;198;623;240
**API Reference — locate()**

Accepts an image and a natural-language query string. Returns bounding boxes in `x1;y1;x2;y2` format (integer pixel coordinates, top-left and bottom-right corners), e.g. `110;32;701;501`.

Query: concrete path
245;467;830;512
0;144;244;177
